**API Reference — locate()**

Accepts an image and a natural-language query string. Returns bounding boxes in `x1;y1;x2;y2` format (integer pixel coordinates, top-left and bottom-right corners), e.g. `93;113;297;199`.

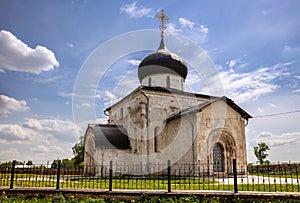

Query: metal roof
166;96;252;121
138;38;188;81
89;124;131;149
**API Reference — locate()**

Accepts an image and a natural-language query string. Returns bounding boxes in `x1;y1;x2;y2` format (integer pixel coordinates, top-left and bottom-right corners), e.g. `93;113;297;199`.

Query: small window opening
166;76;170;88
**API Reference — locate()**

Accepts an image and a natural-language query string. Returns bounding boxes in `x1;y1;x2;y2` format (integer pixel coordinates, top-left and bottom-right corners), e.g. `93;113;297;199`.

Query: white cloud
31;145;65;154
218;62;290;103
185;68;206;93
58;92;74;98
66;43;74;48
103;90;120;108
268;103;278;108
81;102;92;108
127;59;141;66
283;45;299;54
0;30;59;74
226;58;248;69
95;68;139;110
120;2;154;18
179;18;195;29
0;148;20;161
226;59;237;68
166;19;209;44
255;131;300;147
165;23;180;34
97;118;108;124
247;129;300;162
0;124;34;141
261;10;269;16
292;89;300;93
0;118;81;162
0;95;29;116
256;107;263;113
23;118;79;142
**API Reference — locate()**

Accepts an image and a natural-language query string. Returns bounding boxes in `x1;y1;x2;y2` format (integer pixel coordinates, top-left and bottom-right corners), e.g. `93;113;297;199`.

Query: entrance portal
213;142;224;172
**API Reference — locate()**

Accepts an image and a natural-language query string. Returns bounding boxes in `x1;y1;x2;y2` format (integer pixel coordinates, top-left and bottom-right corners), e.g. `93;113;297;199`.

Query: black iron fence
1;159;300;193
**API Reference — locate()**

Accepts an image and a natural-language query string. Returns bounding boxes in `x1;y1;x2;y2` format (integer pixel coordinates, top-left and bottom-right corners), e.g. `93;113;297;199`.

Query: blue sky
0;0;300;163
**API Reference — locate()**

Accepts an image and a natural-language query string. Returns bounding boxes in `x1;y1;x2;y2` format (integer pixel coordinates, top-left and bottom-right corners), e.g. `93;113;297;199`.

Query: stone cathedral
84;11;251;175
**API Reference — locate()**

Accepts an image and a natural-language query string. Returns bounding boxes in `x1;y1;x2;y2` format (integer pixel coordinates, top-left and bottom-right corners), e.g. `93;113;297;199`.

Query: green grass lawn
0;193;294;203
1;173;300;192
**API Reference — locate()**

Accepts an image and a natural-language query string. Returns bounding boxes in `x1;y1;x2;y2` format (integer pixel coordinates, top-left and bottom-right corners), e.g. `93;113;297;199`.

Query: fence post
167;160;171;192
109;160;113;191
56;160;61;190
207;159;210;177
233;159;238;193
10;160;16;189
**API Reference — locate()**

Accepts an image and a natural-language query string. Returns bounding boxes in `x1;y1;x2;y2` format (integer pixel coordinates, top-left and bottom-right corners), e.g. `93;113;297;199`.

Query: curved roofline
138;38;188;82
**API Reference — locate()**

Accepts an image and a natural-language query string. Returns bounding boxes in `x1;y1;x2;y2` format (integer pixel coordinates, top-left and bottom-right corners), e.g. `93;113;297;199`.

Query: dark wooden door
213;142;224;172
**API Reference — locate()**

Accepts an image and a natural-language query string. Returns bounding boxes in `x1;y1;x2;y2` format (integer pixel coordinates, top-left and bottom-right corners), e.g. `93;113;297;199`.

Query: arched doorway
213;142;224;172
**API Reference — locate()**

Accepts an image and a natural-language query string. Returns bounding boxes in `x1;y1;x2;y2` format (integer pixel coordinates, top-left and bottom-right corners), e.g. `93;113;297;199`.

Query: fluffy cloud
23;118;79;142
0;30;59;74
31;145;65;154
0;118;79;144
218;62;290;103
292;89;300;93
0;124;34;142
186;61;289;102
166;18;209;44
254;131;300;148
0;94;29;116
165;23;180;34
120;2;154;18
127;59;141;66
102;90;120;108
179;18;195;29
226;59;237;68
0;118;81;162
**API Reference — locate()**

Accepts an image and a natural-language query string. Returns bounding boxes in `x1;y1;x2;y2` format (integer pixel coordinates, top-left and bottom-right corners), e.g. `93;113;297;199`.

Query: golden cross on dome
156;10;169;38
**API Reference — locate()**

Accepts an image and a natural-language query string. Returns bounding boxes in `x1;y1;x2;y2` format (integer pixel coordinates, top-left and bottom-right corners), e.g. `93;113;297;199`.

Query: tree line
0;136;84;168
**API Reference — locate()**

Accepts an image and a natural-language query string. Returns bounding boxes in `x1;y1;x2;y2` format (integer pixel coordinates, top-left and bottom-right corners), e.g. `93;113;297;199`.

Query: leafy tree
26;160;33;166
254;142;270;165
61;159;74;168
0;160;24;167
51;159;74;168
72;136;84;168
51;160;59;168
50;136;84;169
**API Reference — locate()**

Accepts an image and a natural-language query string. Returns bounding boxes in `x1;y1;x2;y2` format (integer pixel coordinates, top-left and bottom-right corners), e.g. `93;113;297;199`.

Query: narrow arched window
166;76;170;88
154;127;159;152
148;77;152;86
120;108;123;119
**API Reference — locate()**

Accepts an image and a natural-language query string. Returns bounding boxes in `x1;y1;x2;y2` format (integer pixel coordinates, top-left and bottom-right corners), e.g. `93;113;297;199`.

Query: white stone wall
195;100;248;173
107;89;209;155
141;73;184;91
89;89;248;175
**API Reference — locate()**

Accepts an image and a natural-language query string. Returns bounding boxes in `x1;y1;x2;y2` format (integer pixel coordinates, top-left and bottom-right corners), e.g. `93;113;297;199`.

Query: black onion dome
138;38;188;82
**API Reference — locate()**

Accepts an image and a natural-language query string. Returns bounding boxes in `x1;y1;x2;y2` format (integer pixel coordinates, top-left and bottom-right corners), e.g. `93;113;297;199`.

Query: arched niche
206;128;236;174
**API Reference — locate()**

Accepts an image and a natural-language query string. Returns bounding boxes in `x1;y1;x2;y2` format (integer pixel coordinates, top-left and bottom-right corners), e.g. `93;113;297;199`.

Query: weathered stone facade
83;36;251;176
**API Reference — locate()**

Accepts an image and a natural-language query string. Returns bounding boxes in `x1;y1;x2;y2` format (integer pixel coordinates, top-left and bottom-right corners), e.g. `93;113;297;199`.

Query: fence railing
1;159;300;193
